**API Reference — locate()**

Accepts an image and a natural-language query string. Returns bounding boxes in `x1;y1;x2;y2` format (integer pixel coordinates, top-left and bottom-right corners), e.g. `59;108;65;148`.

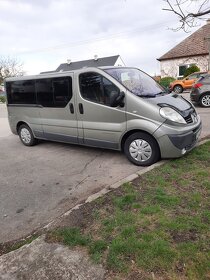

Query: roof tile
158;22;210;61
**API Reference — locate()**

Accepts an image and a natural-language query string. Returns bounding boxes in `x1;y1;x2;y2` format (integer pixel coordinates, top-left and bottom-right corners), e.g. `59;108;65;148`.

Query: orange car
169;72;207;93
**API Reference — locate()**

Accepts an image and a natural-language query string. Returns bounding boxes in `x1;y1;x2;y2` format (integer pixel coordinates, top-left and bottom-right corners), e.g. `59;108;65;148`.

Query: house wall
114;56;125;66
160;55;209;78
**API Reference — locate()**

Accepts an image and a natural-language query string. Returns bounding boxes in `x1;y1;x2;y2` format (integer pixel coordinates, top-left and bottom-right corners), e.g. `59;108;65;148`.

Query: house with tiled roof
157;19;210;78
41;55;125;74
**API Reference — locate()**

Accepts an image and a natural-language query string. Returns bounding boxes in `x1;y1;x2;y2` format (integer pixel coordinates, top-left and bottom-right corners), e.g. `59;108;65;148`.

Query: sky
0;0;208;76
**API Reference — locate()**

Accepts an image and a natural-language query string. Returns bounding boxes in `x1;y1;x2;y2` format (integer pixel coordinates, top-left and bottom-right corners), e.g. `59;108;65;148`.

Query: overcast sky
0;0;207;76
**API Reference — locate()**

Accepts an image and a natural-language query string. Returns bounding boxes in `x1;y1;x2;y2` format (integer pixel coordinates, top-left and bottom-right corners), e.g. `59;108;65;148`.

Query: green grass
48;141;210;280
49;227;90;247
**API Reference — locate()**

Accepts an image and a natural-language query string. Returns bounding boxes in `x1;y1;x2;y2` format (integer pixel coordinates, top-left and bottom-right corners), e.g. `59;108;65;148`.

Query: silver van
5;67;202;166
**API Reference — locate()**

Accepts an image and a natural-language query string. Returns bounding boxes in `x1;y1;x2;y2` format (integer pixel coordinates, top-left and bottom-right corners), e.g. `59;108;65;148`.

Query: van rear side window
7;80;36;104
6;77;72;108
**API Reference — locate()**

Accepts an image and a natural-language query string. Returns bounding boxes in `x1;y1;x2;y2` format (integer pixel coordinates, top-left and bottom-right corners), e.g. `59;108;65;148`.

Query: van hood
148;93;192;112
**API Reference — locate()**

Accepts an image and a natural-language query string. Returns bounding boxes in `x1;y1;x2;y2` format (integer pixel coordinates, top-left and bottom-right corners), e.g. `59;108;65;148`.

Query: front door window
79;72;120;106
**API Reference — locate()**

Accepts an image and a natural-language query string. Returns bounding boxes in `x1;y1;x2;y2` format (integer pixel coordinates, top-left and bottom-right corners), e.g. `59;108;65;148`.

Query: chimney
94;55;98;61
67;59;71;65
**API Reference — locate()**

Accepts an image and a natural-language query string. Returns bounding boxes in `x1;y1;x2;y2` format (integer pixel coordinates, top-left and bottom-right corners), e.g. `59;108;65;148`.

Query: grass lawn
47;141;210;280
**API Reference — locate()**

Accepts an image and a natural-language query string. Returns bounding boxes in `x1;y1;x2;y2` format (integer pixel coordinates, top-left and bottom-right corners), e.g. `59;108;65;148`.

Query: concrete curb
44;137;210;230
43;161;167;229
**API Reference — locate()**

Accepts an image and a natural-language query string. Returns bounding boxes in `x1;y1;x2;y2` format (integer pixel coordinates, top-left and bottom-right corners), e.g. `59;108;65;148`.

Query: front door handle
69;103;74;114
79;103;84;114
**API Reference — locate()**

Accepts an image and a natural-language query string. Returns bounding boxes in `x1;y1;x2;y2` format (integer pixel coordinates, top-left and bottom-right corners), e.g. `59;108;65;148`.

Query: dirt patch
170;230;199;243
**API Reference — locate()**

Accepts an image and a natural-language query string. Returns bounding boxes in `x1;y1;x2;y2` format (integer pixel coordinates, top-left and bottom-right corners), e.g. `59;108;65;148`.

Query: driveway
0;98;209;243
0;104;142;243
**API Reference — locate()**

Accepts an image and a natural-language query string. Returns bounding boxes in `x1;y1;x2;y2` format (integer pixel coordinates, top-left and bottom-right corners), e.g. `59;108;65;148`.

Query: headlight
160;107;186;124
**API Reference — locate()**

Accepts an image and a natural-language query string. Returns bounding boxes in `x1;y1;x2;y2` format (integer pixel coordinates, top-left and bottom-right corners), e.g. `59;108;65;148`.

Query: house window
178;64;195;77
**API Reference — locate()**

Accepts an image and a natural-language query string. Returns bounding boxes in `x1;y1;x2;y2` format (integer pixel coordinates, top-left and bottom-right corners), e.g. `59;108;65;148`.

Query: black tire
18;124;37;146
173;85;183;93
124;132;160;166
199;93;210;107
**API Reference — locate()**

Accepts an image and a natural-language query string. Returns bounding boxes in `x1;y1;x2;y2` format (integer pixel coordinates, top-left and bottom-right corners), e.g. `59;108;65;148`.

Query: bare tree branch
163;0;210;31
0;57;24;84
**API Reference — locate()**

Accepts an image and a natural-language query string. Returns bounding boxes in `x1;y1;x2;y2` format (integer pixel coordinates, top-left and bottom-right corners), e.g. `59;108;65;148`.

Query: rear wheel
18;124;37;146
124;132;160;166
173;85;183;93
199;94;210;107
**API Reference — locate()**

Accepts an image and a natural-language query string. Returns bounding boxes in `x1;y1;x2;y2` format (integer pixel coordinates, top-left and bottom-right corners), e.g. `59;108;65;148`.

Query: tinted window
36;77;72;107
6;80;36;104
188;74;197;79
79;73;120;106
36;79;53;107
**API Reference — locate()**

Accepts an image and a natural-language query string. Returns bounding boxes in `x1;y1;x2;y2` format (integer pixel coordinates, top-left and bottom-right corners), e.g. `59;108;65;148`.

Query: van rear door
37;75;78;144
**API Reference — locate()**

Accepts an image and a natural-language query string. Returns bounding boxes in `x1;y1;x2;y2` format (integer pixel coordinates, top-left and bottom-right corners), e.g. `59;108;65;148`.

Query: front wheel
18;124;37;146
124;132;160;166
199;94;210;107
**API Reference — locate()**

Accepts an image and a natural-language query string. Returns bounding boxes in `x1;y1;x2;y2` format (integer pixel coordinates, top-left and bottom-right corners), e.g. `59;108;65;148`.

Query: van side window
6;80;36;104
36;77;72;107
36;79;53;107
79;72;120;106
53;78;72;107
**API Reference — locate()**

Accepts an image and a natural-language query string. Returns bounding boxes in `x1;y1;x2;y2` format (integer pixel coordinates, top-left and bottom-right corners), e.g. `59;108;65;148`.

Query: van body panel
38;106;78;143
149;93;191;111
124;92;165;134
7;105;43;136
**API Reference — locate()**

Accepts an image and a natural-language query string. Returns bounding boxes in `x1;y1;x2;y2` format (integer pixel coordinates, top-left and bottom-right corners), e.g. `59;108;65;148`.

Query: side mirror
110;91;125;107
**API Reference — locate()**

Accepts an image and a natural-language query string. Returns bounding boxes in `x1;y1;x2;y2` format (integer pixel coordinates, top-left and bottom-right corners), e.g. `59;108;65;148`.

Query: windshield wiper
137;94;156;98
155;91;168;96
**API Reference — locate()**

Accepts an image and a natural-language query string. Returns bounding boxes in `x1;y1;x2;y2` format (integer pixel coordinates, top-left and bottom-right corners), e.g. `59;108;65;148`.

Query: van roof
5;66;130;82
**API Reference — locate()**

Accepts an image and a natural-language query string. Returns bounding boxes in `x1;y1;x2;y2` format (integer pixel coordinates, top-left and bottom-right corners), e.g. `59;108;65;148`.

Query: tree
163;0;210;31
0;57;24;84
184;64;200;76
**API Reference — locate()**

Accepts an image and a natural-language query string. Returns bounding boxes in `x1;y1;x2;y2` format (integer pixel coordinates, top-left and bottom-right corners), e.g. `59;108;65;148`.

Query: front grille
184;114;193;124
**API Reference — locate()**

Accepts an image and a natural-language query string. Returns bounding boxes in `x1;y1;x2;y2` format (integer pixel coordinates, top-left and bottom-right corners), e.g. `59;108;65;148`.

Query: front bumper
168;123;201;150
155;120;202;159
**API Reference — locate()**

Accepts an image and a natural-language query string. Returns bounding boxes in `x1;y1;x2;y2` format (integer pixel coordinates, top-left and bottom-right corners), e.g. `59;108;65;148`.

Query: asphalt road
181;91;210;139
0;104;142;242
0;94;209;243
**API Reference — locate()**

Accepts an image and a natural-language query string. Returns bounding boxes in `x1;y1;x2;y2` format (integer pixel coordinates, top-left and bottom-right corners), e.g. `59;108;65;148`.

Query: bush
159;77;175;89
184;65;200;77
0;96;6;103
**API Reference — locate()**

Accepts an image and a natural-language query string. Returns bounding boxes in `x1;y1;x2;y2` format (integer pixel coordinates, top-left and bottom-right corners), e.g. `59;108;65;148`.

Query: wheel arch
199;91;210;101
173;84;183;90
121;129;160;153
199;91;210;99
16;121;35;137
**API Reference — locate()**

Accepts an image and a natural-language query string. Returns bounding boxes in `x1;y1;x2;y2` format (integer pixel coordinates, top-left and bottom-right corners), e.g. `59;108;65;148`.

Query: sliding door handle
79;103;84;114
69;103;74;114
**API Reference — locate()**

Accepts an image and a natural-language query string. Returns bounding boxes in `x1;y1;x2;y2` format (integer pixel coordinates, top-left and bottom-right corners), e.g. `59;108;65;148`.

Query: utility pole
208;37;210;72
204;36;210;72
205;19;210;72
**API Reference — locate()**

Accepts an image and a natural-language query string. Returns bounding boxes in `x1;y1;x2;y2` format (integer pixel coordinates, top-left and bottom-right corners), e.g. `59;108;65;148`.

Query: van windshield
104;68;166;97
